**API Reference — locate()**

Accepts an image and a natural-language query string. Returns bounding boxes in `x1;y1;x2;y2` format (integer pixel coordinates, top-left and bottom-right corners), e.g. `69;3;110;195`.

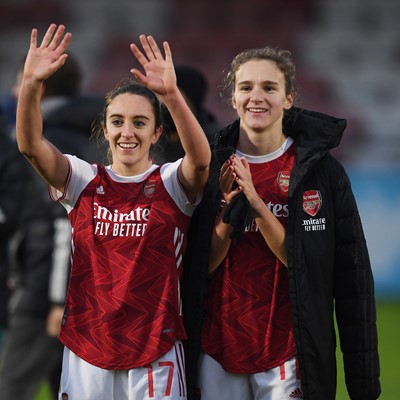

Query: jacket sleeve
0;150;30;327
48;213;71;306
332;161;381;400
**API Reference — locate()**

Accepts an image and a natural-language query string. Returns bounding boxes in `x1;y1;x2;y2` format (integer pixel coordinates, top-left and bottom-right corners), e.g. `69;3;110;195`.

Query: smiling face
232;59;293;135
103;93;162;176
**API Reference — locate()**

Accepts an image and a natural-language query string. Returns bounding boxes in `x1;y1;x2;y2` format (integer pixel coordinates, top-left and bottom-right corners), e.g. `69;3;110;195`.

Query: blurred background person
0;53;105;400
0;101;58;398
0;105;31;356
156;65;221;164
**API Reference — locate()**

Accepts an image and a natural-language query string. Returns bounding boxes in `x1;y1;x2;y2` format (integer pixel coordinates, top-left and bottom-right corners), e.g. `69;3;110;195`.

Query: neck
237;126;287;156
111;159;153;177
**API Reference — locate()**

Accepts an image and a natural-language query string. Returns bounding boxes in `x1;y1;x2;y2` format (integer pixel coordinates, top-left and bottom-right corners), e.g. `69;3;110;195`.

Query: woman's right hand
219;155;242;204
23;23;71;83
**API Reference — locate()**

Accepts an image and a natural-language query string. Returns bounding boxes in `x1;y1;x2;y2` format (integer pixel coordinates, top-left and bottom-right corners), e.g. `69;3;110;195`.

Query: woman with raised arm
16;23;210;400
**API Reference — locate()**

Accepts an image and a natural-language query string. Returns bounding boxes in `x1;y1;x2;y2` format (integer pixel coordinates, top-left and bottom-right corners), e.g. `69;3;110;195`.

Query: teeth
119;143;136;149
248;108;266;113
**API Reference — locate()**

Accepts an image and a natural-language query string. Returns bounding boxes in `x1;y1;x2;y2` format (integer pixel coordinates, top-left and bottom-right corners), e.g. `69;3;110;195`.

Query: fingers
135;34;163;61
48;24;66;50
163;40;172;63
130;41;147;68
40;23;57;48
30;28;38;49
33;23;71;53
130;67;147;85
145;35;163;59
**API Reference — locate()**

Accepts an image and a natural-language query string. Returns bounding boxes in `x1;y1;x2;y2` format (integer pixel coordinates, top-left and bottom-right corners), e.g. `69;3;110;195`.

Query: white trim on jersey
236;136;294;164
49;156;197;217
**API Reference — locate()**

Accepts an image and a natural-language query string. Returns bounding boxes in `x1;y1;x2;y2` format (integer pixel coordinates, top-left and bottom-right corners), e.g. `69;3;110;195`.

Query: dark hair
44;53;82;97
222;46;296;102
90;78;163;164
175;65;207;115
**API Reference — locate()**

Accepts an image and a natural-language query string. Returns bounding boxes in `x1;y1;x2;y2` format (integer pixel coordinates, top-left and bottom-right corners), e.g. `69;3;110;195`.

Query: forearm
16;78;69;191
208;216;232;273
16;77;44;158
250;196;288;267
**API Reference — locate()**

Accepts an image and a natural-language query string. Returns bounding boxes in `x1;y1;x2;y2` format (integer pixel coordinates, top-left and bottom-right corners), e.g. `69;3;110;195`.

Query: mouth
118;142;138;149
247;108;267;113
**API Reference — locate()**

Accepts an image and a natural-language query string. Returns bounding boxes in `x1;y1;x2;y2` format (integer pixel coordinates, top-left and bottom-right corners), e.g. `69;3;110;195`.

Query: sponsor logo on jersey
93;202;150;237
277;170;291;192
302;190;322;216
302;217;326;231
245;201;289;232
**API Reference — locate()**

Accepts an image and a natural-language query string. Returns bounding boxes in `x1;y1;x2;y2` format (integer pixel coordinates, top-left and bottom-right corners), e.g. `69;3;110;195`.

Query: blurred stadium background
0;0;399;398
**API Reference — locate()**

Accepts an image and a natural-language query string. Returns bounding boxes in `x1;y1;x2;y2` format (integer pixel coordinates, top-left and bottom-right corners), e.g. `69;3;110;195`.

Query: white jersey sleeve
160;159;203;217
49;155;97;213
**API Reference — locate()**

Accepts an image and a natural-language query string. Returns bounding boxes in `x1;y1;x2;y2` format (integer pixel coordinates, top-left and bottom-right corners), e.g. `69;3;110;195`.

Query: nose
121;124;135;138
250;87;263;103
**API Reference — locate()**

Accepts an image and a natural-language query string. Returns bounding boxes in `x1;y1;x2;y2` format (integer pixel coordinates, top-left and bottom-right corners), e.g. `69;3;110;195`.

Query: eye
240;85;251;92
133;120;146;127
111;118;123;127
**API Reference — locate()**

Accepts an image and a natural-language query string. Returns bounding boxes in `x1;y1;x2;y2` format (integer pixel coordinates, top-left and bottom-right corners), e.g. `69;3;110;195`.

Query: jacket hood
215;107;346;156
283;107;346;161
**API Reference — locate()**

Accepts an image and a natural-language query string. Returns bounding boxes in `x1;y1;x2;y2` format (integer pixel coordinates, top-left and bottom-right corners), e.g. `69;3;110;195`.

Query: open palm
24;24;71;83
130;35;176;96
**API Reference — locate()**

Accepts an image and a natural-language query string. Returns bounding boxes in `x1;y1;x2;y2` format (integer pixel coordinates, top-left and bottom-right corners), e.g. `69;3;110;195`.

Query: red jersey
201;139;297;374
51;157;195;370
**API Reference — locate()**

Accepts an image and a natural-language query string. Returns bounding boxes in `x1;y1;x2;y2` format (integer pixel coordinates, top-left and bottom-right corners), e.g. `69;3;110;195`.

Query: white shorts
198;353;302;400
59;341;186;400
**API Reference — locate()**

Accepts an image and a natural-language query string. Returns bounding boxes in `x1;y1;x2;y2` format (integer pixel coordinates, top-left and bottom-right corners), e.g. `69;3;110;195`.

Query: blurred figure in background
156;65;220;164
0;105;31;356
0;102;58;397
0;53;105;399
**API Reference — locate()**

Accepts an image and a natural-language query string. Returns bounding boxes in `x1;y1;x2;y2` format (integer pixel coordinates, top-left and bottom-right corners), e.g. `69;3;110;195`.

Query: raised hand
23;24;71;83
129;35;176;96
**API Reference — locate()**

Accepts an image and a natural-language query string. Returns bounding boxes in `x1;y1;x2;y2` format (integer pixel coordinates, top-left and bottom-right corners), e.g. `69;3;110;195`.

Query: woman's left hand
129;35;176;96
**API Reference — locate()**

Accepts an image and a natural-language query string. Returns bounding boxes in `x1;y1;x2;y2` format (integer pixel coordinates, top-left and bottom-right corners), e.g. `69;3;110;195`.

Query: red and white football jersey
201;139;297;374
51;157;195;370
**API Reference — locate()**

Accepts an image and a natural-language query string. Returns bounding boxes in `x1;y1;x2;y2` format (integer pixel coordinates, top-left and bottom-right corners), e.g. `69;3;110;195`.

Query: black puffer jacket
181;108;381;400
9;95;105;314
0;130;53;320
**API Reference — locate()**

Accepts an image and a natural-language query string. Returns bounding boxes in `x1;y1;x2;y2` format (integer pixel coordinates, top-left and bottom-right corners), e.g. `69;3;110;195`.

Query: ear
283;93;294;110
231;95;237;110
152;125;163;144
103;125;109;141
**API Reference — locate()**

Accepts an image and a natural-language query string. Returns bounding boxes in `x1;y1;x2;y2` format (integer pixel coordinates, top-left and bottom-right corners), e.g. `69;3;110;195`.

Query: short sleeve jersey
201;138;297;374
51;156;194;370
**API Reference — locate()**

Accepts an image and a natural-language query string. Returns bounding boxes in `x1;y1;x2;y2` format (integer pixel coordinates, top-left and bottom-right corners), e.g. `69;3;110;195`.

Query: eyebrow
108;113;150;120
237;80;279;86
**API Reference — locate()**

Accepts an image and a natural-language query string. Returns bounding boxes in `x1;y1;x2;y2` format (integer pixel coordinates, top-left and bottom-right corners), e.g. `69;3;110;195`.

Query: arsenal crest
143;180;156;198
277;171;291;192
303;190;322;216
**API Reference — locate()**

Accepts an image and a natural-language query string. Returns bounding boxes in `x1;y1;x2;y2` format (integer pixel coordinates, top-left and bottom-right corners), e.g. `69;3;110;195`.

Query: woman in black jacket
181;46;381;400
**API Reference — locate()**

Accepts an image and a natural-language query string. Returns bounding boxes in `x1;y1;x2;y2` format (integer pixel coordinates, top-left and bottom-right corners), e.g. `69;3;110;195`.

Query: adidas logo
289;387;303;398
96;185;105;195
